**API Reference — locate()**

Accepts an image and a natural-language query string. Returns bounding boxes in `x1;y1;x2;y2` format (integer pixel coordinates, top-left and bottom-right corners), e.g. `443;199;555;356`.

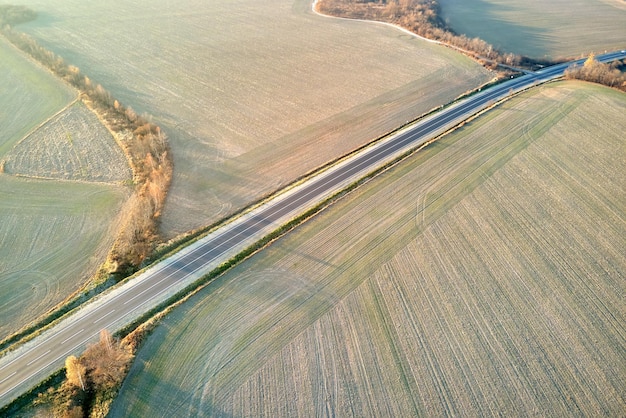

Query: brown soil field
110;81;626;416
2;102;130;183
15;0;492;239
438;0;626;59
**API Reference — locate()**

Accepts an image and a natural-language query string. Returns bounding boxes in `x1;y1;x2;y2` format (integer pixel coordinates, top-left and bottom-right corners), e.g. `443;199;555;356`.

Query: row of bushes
0;24;173;274
565;54;626;91
23;330;133;418
316;0;525;69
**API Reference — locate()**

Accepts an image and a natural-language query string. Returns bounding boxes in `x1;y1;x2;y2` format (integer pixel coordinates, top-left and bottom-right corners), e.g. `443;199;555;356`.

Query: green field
0;36;75;157
438;0;626;59
0;176;129;339
14;0;492;239
109;81;626;416
0;35;130;340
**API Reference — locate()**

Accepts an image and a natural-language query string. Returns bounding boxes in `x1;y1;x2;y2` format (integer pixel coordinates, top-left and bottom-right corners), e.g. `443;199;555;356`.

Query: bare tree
83;329;133;390
65;355;86;391
100;329;114;353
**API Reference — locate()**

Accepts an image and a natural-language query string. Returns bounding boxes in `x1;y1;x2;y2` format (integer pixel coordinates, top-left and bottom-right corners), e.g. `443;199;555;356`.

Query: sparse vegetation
0;30;131;342
0;9;168;344
565;54;626;91
110;82;626;416
31;330;134;418
4;2;623;416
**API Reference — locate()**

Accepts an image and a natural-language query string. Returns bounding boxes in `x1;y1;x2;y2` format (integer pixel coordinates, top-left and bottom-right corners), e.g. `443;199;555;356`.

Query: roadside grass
15;0;492;239
438;0;626;59
0;176;129;340
109;81;625;416
0;36;74;158
2;102;130;183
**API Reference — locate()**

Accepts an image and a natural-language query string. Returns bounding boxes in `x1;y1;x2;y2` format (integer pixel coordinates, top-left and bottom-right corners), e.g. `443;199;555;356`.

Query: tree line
565;54;626;91
316;0;528;69
1;18;173;274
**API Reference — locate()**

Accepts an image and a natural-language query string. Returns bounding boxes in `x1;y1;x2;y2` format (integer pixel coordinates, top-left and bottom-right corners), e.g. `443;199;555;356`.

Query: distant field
438;0;626;59
15;0;492;238
0;176;128;340
110;81;626;416
2;102;130;182
0;36;75;157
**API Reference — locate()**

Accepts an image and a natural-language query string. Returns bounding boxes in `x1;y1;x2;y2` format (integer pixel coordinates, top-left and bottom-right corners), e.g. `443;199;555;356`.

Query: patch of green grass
109;81;626;416
438;0;626;58
0;36;75;157
0;176;129;340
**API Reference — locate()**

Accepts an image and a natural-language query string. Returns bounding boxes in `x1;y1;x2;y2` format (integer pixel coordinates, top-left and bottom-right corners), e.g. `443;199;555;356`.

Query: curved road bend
1;50;624;407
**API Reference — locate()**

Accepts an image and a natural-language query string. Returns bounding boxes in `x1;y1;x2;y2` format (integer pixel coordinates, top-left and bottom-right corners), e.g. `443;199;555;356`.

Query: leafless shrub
57;330;134;417
565;54;626;91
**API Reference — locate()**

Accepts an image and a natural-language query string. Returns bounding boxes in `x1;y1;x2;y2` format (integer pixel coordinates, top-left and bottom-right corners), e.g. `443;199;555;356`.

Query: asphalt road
1;50;624;408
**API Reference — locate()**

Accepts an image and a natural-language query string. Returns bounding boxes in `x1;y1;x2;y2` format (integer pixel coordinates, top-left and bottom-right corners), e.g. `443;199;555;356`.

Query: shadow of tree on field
109;352;235;418
440;0;552;58
22;11;57;28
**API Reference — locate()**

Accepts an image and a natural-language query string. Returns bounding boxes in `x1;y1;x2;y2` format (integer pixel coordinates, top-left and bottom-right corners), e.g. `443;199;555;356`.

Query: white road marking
61;328;84;345
1;330;105;399
0;372;16;385
26;350;50;366
93;310;115;324
2;50;625;406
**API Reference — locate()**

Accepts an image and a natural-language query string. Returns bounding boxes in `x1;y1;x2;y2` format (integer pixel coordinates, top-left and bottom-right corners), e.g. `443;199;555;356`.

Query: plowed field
0;37;74;156
110;81;626;416
0;176;128;339
3;102;130;183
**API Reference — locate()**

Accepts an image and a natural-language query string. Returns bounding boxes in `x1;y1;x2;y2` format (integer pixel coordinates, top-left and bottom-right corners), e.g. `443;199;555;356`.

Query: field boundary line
0;84;588;410
0;61;539;359
6;97;79;152
311;0;440;45
5;172;129;186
